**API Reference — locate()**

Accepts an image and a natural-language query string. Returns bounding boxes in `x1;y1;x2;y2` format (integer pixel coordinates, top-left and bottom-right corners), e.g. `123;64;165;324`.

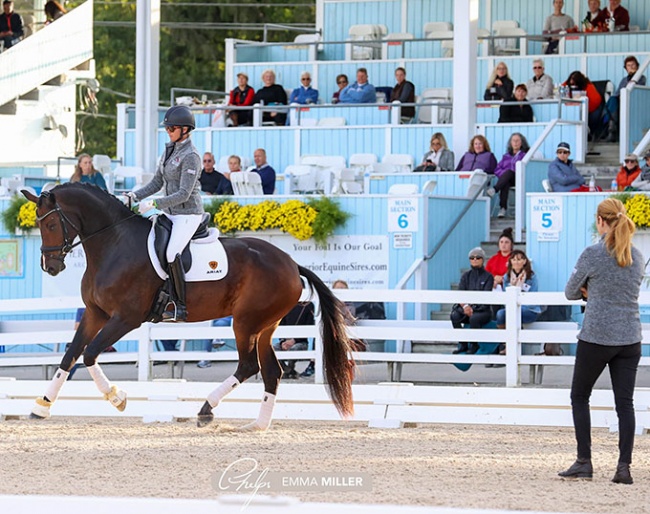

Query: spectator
495;250;544;337
548;142;585;192
273;301;315;379
592;0;629;31
253;69;287;126
543;0;578;54
563;70;603;137
615;153;641;191
630;151;650;191
450;247;494;355
583;0;605;31
486;227;514;292
331;74;348;104
289;71;319;105
251;148;276;195
228;72;255;127
488;133;530;218
199;152;233;195
338;68;376;104
456;135;498;175
415;132;455;172
197;316;232;369
498;84;534;124
484;62;514;101
70;154;108;190
526;59;554;100
44;0;66;24
0;0;23;50
606;56;646;142
389;67;416;121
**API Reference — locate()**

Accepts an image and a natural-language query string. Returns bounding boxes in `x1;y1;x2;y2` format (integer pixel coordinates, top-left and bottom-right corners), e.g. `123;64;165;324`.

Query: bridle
36;190;137;272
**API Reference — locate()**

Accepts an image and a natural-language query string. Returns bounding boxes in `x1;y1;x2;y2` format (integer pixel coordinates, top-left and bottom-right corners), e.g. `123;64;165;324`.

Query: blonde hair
70;153;98;182
486;62;510;89
430;132;449;150
261;69;276;83
598;198;635;267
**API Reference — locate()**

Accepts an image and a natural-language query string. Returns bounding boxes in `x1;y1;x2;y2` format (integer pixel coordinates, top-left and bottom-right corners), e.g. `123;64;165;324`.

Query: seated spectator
615;153;641;191
331;74;348;104
199;152;235;195
548;142;585;192
251;148;276;195
44;0;66;24
592;0;629;31
338;68;376;104
543;0;578;54
526;59;554;100
273;301;315;379
495;250;544;345
70;154;108;190
605;56;646;142
488;133;530;218
450;247;494;355
389;67;415;121
253;69;287;126
228;72;255;127
456;135;498;175
563;70;603;137
498;84;534;124
486;227;514;292
0;0;23;50
197;316;233;368
415;132;455;172
289;71;319;105
631;151;650;191
583;0;605;31
484;62;514;101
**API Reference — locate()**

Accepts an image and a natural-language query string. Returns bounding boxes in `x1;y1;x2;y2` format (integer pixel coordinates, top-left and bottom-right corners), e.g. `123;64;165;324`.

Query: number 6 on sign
387;197;419;232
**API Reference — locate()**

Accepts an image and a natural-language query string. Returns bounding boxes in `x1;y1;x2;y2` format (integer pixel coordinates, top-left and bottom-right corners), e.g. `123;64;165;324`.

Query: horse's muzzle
41;255;66;276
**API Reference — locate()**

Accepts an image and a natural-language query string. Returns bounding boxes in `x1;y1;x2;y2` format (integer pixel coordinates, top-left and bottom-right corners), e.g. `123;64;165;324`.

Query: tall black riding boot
163;254;187;322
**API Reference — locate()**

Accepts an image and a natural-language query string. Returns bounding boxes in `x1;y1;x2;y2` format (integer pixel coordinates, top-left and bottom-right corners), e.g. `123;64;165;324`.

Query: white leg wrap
44;368;70;403
87;364;111;395
239;393;276;432
207;375;240;408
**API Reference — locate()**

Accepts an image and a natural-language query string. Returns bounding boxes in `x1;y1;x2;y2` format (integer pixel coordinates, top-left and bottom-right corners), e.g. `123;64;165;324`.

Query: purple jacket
494;150;527;178
456;151;498;174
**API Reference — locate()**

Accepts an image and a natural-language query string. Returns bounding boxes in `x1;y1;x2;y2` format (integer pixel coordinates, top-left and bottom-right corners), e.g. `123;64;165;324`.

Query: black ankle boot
466;343;480;354
452;343;468;354
612;462;633;485
558;458;593;479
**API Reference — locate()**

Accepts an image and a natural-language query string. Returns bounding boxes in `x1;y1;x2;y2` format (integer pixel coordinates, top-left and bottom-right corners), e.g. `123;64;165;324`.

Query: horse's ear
21;189;39;203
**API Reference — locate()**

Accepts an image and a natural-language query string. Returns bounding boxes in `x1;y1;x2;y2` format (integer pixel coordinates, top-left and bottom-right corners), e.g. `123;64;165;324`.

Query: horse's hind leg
31;309;105;420
238;324;282;432
197;322;265;428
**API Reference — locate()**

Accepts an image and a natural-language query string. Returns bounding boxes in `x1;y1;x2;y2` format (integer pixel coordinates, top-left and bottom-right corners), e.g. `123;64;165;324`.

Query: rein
37;191;138;269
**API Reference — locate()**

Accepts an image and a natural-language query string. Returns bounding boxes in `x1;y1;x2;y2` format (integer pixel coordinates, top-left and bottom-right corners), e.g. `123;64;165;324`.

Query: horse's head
22;188;80;276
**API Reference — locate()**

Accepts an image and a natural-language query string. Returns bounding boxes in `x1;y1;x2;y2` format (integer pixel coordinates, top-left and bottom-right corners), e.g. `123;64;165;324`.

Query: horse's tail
298;265;355;417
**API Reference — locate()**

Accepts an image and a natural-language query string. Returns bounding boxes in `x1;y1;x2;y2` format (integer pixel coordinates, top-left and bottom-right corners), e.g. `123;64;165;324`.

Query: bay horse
22;183;354;429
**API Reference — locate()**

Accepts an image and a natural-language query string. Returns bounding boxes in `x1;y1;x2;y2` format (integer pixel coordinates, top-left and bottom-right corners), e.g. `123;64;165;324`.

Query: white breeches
166;213;203;262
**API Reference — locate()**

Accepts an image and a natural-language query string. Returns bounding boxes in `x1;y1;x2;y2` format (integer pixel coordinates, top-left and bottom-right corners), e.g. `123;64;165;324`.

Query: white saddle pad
147;222;229;282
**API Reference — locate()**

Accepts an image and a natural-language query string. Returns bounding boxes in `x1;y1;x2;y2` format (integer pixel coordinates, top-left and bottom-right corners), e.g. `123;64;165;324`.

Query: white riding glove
138;199;157;215
122;191;137;207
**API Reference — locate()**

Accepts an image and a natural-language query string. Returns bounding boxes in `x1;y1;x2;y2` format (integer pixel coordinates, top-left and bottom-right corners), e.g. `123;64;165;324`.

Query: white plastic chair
381;32;414;59
382;154;414;173
422;180;438;194
466;170;488;197
285;165;317;194
346;24;381;60
349;153;377;178
92;154;112;174
423;22;453;37
417;88;452;124
111;165;144;194
542;179;553;192
493;27;527;56
492;20;519;32
231;171;264;195
388;184;419;195
317;117;346;127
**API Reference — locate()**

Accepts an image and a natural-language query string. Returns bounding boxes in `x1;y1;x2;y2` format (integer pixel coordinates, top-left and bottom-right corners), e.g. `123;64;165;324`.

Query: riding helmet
161;105;195;130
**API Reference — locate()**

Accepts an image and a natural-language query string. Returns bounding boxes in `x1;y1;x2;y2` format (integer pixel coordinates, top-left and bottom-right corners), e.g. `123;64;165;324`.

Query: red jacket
616;165;640;190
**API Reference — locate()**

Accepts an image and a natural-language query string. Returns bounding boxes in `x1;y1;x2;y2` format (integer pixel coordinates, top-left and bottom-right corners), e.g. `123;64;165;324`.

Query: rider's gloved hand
122;191;137;207
138;199;157;215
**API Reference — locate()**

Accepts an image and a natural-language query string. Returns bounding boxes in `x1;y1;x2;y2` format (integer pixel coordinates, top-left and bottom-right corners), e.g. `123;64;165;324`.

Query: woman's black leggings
494;169;515;209
570;340;641;464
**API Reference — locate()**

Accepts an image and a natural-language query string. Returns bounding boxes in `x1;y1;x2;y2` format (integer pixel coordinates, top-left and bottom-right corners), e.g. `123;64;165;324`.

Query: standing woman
560;198;643;484
124;105;203;322
70;154;108;191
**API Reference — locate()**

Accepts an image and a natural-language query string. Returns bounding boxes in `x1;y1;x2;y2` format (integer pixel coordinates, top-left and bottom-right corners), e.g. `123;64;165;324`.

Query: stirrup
162;301;186;322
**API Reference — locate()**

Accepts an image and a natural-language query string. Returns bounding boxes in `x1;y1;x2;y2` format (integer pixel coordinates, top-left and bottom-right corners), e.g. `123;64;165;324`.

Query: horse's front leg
81;315;141;412
31;308;106;420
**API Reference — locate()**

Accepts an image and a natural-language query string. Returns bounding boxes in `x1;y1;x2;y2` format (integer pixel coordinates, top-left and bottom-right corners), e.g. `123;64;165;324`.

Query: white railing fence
2;289;650;385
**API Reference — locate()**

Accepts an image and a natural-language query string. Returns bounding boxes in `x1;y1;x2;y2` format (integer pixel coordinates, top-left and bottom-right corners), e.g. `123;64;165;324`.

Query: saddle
153;213;211;273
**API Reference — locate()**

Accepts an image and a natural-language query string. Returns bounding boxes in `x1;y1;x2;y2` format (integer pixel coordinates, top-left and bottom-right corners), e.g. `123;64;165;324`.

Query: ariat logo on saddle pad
209;261;218;270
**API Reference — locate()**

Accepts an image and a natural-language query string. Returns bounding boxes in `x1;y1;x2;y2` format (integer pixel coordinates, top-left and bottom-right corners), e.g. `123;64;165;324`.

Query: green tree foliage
79;0;315;157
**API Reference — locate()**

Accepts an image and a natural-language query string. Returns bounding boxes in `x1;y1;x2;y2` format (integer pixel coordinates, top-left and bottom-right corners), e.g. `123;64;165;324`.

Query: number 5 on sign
531;196;563;233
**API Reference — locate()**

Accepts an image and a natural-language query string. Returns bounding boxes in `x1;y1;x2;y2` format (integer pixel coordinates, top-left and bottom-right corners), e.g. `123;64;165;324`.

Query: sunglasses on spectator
532;66;543;69
625;159;637;163
203;159;213;163
557;150;570;154
301;77;311;81
337;80;347;84
469;256;483;260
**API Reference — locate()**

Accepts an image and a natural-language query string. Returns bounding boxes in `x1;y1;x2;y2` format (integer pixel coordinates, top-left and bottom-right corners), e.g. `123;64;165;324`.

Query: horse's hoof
197;414;214;428
104;385;127;412
30;397;52;419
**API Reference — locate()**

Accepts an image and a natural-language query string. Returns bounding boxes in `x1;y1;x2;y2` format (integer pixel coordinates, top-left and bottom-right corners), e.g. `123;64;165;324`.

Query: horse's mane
51;182;136;217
